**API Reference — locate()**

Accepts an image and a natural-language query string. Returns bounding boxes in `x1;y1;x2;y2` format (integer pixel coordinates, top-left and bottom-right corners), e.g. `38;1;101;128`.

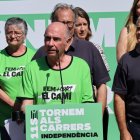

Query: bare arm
114;93;132;140
116;27;128;62
0;88;14;107
21;99;33;113
96;84;107;115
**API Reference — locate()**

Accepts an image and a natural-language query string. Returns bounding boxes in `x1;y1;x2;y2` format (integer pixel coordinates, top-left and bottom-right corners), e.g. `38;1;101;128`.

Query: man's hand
120;129;133;140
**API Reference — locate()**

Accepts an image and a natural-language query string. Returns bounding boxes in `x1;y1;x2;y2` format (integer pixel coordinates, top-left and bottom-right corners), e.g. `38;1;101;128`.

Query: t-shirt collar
135;43;140;54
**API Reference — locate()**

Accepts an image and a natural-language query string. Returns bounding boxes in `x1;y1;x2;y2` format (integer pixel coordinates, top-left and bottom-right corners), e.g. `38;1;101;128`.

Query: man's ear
66;37;71;43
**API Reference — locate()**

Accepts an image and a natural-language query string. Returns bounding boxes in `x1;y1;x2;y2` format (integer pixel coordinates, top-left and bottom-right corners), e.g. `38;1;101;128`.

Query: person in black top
112;16;140;140
73;6;111;140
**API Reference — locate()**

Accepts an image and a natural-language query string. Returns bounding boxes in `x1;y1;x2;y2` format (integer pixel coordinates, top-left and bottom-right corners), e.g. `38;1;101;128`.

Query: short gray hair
50;3;75;22
5;17;28;36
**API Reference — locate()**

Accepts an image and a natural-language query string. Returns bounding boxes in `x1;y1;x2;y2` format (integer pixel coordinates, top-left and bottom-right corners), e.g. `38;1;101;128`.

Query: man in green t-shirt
20;22;94;111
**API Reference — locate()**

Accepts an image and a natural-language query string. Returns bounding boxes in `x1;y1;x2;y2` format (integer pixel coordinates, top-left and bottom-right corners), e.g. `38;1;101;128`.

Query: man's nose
48;38;54;46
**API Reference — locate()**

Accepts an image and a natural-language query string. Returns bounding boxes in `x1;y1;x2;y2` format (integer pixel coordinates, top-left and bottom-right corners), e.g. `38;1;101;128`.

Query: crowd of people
0;0;140;140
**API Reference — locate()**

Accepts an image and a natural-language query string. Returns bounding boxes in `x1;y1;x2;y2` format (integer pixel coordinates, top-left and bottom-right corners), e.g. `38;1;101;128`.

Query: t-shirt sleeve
112;59;127;94
91;44;110;86
32;46;46;60
81;62;94;103
93;43;110;72
20;64;34;98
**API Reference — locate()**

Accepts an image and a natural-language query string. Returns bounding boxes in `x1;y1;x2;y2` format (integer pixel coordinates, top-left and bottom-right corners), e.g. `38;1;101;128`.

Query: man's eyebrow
44;36;61;41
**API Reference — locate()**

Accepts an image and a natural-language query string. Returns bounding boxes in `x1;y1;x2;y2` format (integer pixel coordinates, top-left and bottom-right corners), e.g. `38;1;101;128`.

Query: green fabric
0;48;36;126
21;56;94;105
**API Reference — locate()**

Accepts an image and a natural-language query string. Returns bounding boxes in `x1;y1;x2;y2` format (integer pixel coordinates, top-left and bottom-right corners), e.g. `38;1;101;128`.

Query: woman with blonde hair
116;0;140;61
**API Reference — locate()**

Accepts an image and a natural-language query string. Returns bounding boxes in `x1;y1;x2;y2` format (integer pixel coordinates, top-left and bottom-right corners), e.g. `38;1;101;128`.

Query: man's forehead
57;9;74;19
45;31;62;37
48;22;66;29
45;29;64;38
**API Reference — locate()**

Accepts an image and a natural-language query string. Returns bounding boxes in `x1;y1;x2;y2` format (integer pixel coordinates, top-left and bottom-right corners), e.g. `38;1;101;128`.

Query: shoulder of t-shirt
35;45;45;52
118;50;133;66
73;56;89;67
77;38;99;51
26;56;45;68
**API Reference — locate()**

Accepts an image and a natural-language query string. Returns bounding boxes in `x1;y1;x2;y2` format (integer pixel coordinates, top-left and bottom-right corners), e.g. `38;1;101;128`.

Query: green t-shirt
21;56;94;105
0;47;36;126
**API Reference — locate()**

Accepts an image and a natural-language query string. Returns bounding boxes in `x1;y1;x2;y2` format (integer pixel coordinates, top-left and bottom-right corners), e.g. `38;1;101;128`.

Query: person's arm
0;88;14;107
114;93;132;140
21;99;33;113
19;62;34;112
90;43;110;115
96;84;107;115
116;27;128;62
80;59;94;103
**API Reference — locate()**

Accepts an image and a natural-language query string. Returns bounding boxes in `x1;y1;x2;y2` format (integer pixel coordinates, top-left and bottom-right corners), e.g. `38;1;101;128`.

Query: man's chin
47;53;57;57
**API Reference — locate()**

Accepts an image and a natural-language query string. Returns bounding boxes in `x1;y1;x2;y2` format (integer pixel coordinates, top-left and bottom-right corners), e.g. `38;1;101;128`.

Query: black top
32;38;110;86
112;43;140;120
